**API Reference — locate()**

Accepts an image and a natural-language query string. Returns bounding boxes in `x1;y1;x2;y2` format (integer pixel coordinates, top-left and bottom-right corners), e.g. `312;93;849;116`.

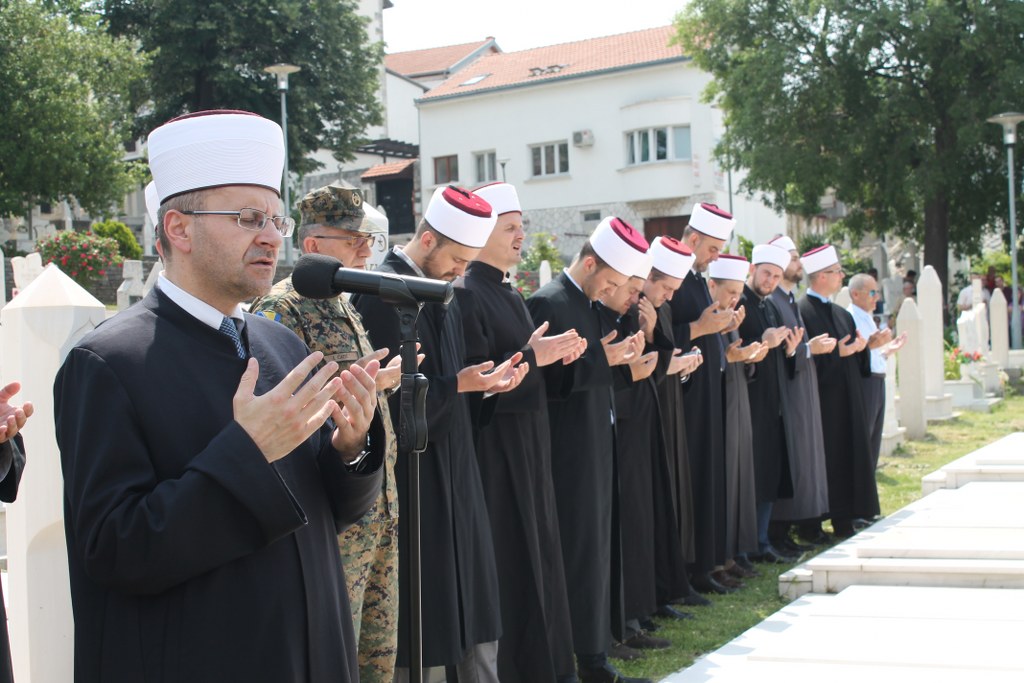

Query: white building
416;26;786;257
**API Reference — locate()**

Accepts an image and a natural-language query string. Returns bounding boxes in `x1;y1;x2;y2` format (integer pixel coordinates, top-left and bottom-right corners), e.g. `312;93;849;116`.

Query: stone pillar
0;245;6;308
143;260;164;297
834;286;851;308
917;266;953;420
539;260;552;288
896;298;926;439
880;353;906;457
116;259;144;311
1;264;107;682
990;288;1009;368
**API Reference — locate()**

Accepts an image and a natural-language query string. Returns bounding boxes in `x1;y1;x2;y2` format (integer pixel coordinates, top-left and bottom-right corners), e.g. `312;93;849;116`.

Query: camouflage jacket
251;277;398;521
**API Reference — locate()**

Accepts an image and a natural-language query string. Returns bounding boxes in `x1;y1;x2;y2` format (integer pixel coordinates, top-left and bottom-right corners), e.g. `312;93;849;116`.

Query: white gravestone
143;260;164;297
833;286;851;309
896;298;926;439
539;260;552;288
880;353;906;457
1;264;107;683
116;259;145;311
958;308;980;356
990;288;1010;369
10;252;45;297
0;245;6;308
917;266;953;420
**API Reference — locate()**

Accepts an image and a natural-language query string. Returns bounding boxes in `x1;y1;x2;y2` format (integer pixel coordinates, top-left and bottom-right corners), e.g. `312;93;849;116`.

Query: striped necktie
220;316;247;359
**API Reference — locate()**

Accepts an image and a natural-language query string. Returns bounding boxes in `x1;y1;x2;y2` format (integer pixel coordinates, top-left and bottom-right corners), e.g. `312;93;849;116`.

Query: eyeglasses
182;208;296;237
311;233;384;249
868;289;878;296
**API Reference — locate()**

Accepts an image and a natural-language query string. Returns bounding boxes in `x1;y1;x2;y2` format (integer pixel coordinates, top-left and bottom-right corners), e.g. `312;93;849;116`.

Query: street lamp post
264;63;302;265
988;112;1024;350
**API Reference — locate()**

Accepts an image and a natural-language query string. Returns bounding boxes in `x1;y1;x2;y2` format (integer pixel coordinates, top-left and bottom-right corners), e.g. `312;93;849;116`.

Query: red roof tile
361;158;416;181
420;26;685;102
385;39;498;78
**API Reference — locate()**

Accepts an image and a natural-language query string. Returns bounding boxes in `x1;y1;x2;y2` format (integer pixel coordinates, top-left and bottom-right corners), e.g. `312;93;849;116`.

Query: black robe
0;435;25;683
54;288;385;683
668;270;727;571
650;304;693;601
527;272;623;656
605;307;658;624
453;261;575;682
737;286;794;504
769;287;830;522
798;294;880;522
721;330;759;558
353;251;501;668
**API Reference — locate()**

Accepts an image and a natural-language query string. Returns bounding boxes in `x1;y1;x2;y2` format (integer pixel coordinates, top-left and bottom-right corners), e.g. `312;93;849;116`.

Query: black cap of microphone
292;253;454;305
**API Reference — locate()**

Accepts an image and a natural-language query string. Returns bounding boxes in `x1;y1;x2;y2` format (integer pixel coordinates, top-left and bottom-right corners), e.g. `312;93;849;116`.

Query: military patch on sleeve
255;310;282;323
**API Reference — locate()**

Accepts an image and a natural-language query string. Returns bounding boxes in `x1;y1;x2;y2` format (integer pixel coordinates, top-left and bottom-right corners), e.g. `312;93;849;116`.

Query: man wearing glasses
797;245;877;539
55;110;386;683
250;182;401;683
847;273;908;474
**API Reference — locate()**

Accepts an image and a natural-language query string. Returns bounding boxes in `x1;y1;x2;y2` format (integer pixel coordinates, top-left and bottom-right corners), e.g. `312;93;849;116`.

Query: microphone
292;253;454;305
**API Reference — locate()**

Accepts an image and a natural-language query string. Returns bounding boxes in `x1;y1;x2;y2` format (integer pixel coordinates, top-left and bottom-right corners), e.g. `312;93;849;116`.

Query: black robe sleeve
0;435;25;503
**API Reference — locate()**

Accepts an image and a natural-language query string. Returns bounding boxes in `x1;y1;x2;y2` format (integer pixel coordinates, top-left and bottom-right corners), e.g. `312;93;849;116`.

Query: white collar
392;246;425;277
157;273;245;330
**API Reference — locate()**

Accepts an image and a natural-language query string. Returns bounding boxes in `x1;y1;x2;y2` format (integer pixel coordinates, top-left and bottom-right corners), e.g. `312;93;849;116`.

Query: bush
37;230;122;287
515;231;565;297
91;219;142;260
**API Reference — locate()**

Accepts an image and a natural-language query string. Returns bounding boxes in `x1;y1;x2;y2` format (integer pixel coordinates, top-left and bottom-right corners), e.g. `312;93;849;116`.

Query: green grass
618;394;1024;682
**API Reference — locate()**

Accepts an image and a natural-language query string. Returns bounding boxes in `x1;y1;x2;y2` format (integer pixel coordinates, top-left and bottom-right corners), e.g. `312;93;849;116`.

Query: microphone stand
378;279;431;683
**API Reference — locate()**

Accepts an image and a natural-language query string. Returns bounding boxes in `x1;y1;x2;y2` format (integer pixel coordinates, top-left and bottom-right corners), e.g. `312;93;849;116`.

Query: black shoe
691;571;736;594
778;536;816;553
798;531;832;546
638;618;660;632
608;642;644;661
852;517;873;531
733;555;761;575
578;662;653;683
624;631;671;650
727;562;759;579
656;603;695;619
711;568;745;589
751;546;798;564
672;590;712;607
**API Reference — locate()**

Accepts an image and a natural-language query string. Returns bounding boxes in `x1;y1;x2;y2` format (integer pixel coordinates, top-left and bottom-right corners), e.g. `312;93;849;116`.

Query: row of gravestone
2;251;296;307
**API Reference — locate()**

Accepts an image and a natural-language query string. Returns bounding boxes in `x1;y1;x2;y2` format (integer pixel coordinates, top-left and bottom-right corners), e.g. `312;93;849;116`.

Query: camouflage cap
299;182;368;231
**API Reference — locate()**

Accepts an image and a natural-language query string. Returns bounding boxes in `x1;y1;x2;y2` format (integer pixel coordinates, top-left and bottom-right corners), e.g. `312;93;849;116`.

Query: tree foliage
676;0;1024;296
0;0;149;221
102;0;384;174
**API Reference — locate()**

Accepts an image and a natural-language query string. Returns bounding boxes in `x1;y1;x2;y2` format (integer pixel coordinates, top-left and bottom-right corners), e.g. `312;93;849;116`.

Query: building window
474;151;497;183
530;141;569;177
434;155;459;184
582;210;601;222
625;126;691;165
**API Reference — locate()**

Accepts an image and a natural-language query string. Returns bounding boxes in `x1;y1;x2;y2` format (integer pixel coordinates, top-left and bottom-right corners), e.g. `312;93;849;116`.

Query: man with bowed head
454;181;584;682
55;110;387;682
354;185;527;683
797;245;878;539
527;217;650;683
668;203;744;594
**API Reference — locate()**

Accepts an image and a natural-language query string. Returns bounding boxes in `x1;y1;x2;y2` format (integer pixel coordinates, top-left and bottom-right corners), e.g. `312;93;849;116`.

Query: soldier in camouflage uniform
250;183;400;683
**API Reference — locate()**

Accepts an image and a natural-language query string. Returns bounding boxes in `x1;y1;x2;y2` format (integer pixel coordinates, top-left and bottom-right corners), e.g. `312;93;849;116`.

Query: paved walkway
663;432;1024;682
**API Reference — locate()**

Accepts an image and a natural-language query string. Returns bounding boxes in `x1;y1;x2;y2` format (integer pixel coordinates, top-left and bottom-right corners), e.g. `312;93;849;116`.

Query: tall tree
0;1;148;233
676;0;1024;299
103;0;384;174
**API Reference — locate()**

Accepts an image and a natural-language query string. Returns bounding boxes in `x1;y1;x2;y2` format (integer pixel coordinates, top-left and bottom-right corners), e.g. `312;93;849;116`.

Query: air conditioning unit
572;129;595;147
